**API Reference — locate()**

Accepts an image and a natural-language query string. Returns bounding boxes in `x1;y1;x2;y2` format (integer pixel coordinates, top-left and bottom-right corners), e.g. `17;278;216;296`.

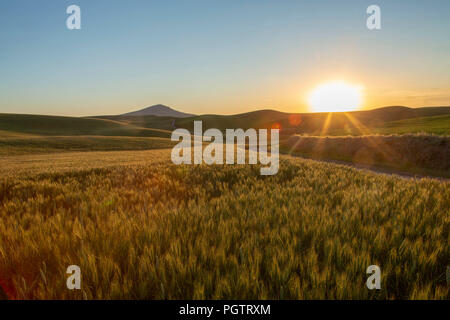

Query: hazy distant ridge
121;104;195;118
1;105;449;138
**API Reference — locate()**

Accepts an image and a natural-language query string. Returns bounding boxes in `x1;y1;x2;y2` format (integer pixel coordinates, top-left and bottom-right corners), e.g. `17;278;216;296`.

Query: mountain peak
121;104;195;118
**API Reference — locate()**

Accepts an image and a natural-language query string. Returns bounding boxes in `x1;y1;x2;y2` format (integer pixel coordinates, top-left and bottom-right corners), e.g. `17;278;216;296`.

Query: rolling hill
90;115;178;131
0;106;448;174
0;114;171;138
93;105;450;135
370;114;450;135
170;106;450;135
1;106;449;141
109;106;450;135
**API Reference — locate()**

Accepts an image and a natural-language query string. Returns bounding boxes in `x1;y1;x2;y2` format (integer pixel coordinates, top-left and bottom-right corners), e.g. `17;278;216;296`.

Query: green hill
2;106;449;141
370;114;450;135
174;110;288;131
170;106;450;135
90;115;178;131
0;136;175;156
0;114;171;138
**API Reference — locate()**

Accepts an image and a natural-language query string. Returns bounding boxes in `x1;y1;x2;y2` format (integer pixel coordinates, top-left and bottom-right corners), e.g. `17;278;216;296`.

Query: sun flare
309;81;363;113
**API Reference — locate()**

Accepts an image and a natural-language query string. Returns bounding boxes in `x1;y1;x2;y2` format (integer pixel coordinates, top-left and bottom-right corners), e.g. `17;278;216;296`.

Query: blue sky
0;0;449;116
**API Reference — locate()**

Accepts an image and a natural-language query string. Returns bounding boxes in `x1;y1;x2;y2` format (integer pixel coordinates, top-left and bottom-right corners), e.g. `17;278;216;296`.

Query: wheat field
0;150;448;299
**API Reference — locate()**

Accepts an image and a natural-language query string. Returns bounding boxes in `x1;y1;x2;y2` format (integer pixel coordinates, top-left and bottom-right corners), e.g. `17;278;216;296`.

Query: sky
0;0;449;116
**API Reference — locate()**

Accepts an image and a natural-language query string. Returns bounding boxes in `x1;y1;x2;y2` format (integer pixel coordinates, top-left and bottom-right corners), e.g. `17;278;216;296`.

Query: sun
308;81;363;113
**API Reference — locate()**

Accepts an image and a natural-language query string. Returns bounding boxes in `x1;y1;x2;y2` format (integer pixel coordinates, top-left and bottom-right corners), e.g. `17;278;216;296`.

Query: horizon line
1;104;450;118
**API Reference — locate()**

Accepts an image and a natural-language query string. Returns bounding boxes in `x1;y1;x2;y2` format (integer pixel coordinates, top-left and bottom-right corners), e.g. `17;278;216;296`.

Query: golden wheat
0;152;448;299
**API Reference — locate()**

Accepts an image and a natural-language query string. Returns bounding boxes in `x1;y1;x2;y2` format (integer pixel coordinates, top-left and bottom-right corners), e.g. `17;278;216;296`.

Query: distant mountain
121;104;195;118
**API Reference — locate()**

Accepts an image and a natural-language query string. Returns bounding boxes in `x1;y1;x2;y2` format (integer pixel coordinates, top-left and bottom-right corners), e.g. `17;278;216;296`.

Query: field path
284;153;449;181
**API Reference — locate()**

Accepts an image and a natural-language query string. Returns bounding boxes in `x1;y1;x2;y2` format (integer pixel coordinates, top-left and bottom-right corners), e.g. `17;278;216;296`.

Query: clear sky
0;0;449;116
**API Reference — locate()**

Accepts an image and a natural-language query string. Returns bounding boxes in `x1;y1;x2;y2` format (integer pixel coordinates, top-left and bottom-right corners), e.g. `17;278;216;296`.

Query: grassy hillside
0;114;171;138
174;110;288;131
371;114;450;135
90;115;178;131
2;106;449;140
168;106;450;136
285;134;450;178
0;136;174;156
93;110;288;132
0;153;448;299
